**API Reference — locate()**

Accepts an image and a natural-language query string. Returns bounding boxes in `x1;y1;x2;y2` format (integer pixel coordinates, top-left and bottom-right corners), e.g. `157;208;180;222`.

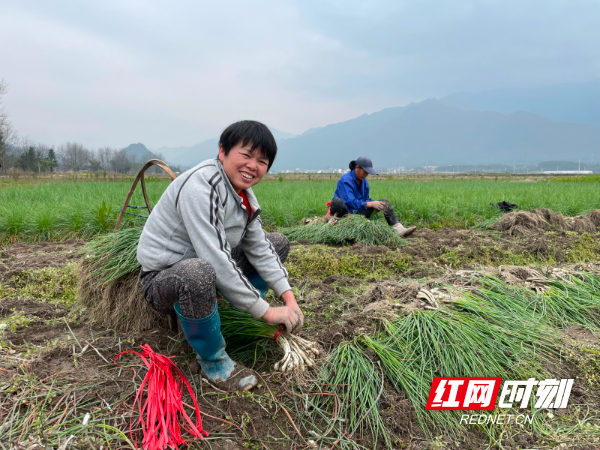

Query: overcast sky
2;0;599;149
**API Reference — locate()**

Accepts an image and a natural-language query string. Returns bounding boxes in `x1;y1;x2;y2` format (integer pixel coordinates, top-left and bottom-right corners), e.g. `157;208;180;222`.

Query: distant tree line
0;79;180;175
0;139;176;174
0;137;161;175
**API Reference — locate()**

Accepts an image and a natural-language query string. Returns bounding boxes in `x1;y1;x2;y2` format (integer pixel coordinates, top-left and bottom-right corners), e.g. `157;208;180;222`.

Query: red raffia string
115;344;209;450
273;326;285;340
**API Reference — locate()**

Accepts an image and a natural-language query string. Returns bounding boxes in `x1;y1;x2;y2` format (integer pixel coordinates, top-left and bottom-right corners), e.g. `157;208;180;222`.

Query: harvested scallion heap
281;214;404;246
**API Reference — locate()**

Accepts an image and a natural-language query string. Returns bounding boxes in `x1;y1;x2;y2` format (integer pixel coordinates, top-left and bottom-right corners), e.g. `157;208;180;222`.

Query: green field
3;175;600;449
1;177;599;241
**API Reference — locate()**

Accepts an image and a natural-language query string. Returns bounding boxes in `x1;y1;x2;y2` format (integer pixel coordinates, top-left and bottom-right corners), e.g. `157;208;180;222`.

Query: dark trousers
140;233;289;319
330;198;399;226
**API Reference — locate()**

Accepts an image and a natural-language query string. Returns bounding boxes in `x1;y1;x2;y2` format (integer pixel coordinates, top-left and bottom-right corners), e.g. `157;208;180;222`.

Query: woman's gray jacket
137;158;290;319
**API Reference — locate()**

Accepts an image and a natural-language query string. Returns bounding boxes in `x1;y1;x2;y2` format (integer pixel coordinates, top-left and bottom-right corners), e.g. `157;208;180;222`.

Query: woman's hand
280;290;304;333
260;290;304;334
261;306;302;334
367;200;385;211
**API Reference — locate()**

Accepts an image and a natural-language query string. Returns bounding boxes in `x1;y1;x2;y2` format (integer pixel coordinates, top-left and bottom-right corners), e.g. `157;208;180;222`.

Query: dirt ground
2;226;600;449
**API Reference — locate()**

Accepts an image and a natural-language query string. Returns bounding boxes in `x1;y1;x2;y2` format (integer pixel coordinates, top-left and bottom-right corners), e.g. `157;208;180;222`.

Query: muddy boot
174;302;257;392
392;223;417;237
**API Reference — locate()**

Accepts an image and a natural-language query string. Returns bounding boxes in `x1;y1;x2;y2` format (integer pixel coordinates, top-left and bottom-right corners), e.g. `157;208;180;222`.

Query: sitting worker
330;156;417;237
137;120;303;392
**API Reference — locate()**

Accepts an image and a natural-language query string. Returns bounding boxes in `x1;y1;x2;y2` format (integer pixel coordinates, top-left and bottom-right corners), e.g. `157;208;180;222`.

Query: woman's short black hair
219;120;277;170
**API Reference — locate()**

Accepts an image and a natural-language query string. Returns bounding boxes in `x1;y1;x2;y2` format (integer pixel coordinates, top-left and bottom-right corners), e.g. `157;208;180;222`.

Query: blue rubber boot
174;302;257;391
246;271;269;298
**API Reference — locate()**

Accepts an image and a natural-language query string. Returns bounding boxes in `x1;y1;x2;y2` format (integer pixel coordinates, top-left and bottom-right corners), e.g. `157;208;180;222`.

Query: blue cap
356;156;378;175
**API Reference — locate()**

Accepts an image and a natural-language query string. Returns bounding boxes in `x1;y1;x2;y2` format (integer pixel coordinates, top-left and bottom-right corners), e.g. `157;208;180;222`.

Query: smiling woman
219;142;269;192
217;124;273;193
136;120;304;392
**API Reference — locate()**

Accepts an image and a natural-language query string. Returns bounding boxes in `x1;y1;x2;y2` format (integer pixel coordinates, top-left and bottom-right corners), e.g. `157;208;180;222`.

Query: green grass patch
566;233;600;263
5;265;78;306
437;240;557;268
0;311;33;334
286;244;413;280
567;341;600;389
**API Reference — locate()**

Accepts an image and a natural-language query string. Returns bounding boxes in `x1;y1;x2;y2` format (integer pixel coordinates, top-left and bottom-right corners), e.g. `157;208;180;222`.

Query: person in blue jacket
330;156;417;237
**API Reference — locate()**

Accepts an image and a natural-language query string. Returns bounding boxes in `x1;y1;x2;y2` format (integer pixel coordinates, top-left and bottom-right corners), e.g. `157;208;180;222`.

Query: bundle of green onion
281;214;404;246
80;226;143;284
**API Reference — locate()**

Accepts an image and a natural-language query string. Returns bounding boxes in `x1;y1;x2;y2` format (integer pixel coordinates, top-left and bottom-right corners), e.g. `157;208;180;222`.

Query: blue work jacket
333;170;372;213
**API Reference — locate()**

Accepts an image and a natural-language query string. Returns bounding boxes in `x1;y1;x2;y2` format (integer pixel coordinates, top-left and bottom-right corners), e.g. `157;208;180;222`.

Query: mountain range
272;99;600;171
121;80;600;171
440;79;600;128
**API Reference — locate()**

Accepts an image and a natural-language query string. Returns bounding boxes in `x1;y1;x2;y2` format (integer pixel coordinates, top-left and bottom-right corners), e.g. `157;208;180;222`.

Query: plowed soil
2;224;600;449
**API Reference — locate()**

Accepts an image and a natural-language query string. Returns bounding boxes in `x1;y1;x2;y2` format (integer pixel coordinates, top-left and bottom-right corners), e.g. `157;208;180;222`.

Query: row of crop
1;179;600;241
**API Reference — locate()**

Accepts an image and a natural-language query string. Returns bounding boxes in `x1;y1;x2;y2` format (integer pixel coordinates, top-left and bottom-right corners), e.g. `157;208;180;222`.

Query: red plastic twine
115;344;209;450
273;326;285;340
